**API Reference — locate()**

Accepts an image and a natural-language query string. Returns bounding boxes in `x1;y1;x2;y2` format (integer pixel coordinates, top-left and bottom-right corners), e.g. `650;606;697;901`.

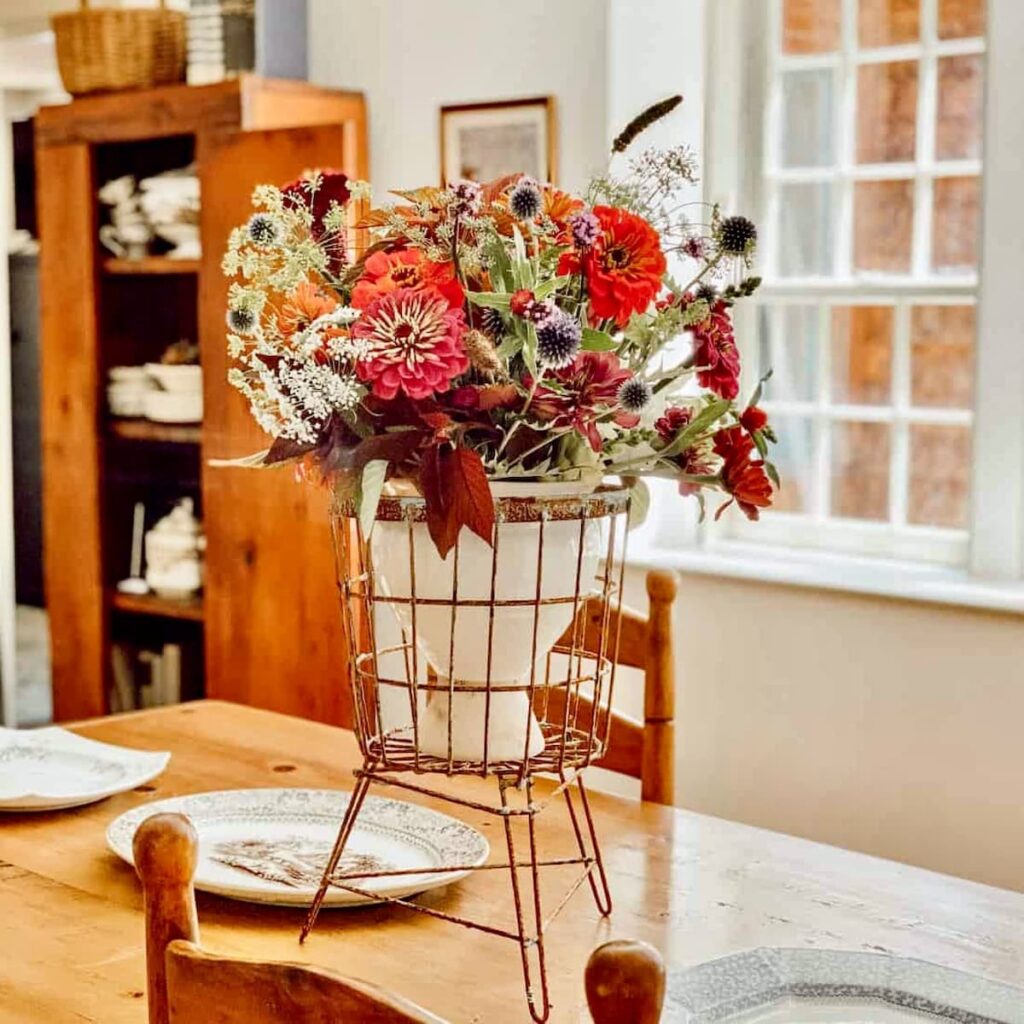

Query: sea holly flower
617;376;652;413
351;248;464;311
558;205;666;327
536;311;582;368
509;176;543;220
352;286;469;401
691;301;741;400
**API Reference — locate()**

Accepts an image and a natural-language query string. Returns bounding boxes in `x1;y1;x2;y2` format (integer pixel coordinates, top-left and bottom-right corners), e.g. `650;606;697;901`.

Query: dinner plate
106;788;490;907
0;727;170;812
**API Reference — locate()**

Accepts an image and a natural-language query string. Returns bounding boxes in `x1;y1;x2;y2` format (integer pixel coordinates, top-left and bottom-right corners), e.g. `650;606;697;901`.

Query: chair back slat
166;942;446;1023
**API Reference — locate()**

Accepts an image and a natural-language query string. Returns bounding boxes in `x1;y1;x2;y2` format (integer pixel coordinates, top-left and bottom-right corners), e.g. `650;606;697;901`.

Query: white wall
622;565;1024;892
308;0;610;196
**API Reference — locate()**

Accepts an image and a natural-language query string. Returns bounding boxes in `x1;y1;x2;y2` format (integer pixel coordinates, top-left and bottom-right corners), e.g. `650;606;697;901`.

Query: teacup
98;175;136;206
100;222;152;261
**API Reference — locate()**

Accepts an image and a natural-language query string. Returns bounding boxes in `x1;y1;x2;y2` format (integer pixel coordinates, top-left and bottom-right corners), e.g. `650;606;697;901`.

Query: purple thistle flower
509;176;543;220
537;310;582;368
450;180;482;216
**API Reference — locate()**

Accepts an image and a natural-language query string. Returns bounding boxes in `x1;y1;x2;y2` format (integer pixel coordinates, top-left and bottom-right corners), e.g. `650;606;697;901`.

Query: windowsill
627;538;1024;616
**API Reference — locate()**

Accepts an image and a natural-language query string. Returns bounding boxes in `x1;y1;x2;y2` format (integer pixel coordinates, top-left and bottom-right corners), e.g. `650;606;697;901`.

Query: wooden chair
135;813;667;1023
554;569;678;804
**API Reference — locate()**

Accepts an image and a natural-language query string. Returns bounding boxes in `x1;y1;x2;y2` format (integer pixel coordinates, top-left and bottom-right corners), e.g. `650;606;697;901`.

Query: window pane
854;180;914;273
910;305;975;408
778;183;835;276
859;0;920;47
766;416;815;513
857;61;918;164
831;306;893;404
936;55;984;161
908;425;972;527
781;70;836;167
831;421;891;520
932;176;980;272
759;306;820;402
784;0;841;52
938;0;985;39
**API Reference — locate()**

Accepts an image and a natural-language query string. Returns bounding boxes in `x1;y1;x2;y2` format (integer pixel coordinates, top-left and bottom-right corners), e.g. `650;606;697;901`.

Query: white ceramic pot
371;481;607;763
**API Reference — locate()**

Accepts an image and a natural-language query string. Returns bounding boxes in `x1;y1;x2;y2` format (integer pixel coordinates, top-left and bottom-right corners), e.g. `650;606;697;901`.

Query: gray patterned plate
0;726;169;811
666;948;1024;1023
106;788;489;907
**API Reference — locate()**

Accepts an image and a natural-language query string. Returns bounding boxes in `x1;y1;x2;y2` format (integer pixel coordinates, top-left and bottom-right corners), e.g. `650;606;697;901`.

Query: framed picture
440;97;556;185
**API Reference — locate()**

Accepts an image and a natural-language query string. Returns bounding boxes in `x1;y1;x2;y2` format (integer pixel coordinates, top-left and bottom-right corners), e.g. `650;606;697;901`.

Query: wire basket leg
499;777;551;1023
300;772;373;942
562;773;613;916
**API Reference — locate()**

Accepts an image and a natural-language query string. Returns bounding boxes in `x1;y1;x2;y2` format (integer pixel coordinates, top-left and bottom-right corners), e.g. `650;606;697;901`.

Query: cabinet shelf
103;257;201;276
108;419;201;444
109;590;204;622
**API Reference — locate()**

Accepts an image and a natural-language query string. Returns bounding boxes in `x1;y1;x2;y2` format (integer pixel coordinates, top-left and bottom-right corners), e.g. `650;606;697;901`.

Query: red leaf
418;443;495;557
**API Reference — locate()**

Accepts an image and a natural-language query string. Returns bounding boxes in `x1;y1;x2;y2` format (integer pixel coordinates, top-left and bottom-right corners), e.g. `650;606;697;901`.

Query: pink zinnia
692;301;741;400
352;287;468;401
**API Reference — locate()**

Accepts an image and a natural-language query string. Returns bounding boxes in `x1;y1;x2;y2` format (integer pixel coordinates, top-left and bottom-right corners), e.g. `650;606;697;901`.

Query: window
703;0;991;568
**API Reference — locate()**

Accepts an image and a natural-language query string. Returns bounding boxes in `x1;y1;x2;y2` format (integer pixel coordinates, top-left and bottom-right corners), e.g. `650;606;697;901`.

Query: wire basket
331;484;630;781
52;0;186;97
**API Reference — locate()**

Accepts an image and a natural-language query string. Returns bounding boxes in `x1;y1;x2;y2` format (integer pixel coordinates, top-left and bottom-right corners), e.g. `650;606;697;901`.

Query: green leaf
753;430;768;458
358;460;389;540
522;323;538;377
512;225;528;265
624;476;651;529
466;291;512;310
765;460;781;488
533;275;572;300
659;399;732;459
581;327;618;352
488;235;513;291
749;368;773;409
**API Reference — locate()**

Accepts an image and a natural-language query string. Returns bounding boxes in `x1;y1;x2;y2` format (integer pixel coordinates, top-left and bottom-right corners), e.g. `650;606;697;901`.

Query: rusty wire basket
302;484;631;1022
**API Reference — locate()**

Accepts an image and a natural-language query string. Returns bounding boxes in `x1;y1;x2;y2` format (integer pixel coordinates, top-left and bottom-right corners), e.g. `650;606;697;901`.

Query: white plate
106;788;490;907
0;727;170;811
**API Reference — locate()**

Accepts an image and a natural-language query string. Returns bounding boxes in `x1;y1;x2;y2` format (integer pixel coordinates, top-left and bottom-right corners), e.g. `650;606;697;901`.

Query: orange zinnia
351;249;464;311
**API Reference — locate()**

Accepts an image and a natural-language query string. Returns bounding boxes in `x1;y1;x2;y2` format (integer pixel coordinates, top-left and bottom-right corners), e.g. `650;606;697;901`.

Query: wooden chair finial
134;813;200;1024
585;939;666;1024
645;568;678;605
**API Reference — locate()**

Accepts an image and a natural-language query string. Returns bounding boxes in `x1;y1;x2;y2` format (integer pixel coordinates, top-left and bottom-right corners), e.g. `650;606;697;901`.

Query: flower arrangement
223;96;777;555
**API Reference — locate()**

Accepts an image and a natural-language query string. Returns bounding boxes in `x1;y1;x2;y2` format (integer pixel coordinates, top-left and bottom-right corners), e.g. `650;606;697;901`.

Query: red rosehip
509;289;535;317
740;405;768;433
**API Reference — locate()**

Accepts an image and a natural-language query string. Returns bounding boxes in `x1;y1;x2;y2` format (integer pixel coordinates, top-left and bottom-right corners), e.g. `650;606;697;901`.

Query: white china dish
144;363;202;393
107;788;489;907
143;389;203;424
0;727;169;811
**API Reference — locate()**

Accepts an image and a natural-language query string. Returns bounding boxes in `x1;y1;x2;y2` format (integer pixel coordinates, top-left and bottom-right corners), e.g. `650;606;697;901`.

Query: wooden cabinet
35;78;367;725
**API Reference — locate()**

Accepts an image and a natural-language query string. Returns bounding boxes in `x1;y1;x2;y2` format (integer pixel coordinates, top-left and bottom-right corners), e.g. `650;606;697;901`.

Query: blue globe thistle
718;215;758;256
478;306;506;341
247;213;281;246
509;176;543;220
569;209;601;248
536;311;582;368
227;306;257;335
617;376;653;413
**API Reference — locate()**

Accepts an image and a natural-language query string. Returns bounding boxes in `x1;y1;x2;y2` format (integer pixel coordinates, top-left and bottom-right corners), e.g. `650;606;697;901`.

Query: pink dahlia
352;287;468;401
691;301;741;400
531;351;635;452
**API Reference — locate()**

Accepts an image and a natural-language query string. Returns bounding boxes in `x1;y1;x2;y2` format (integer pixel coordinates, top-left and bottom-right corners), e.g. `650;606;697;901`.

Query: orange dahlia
351;248;464;311
352;287;468;401
277;282;337;337
559;205;666;327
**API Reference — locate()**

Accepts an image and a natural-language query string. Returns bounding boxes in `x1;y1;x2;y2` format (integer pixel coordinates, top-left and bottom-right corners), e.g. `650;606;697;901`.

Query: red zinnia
351;248;464;311
530;351;634;452
713;425;773;521
352;287;469;401
655;406;717;496
692;301;741;400
558;205;666;327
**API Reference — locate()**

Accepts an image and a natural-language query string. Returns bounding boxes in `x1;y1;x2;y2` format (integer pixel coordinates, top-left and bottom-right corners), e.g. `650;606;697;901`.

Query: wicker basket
52;0;186;97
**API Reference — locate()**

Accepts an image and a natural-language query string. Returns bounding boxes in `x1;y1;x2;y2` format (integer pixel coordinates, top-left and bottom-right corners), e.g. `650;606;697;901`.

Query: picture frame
440;97;556;185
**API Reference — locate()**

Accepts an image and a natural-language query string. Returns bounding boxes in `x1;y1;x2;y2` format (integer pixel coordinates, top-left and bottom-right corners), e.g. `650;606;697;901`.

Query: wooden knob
133;812;198;887
646;569;678;605
585;939;666;1023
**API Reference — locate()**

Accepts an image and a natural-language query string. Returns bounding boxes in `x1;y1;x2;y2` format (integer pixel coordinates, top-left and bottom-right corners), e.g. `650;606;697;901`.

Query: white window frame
633;0;1024;606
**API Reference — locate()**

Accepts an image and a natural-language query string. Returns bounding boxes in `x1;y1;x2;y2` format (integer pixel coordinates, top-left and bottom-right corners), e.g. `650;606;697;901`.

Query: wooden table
2;701;1023;1023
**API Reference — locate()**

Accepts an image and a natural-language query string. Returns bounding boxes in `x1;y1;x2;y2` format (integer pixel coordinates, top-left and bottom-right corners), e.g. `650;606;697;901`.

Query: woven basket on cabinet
52;0;186;97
